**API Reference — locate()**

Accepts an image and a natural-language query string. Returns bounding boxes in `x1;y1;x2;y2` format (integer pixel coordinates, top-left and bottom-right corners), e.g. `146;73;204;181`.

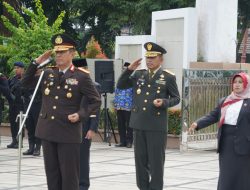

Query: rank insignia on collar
66;78;78;85
160;74;164;78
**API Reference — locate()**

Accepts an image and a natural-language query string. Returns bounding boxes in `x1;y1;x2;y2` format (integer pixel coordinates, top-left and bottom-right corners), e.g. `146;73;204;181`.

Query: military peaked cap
144;42;167;57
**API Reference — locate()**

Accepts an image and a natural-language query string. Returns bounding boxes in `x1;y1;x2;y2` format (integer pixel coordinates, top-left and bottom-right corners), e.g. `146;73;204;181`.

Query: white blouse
224;100;243;125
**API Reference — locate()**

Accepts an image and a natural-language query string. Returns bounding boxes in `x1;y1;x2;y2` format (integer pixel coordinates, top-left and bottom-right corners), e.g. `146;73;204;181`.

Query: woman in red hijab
190;72;250;190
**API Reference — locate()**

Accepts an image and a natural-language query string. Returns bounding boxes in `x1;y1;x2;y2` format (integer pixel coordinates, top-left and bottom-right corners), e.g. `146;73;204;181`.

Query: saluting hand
35;50;53;64
189;122;198;133
128;58;143;71
68;113;80;123
153;99;163;107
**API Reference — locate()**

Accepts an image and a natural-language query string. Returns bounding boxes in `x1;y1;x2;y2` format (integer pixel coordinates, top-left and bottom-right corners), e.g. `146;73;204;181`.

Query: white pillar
196;0;238;63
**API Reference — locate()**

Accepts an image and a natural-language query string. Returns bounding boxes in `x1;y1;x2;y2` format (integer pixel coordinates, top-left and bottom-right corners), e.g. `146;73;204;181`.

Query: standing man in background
73;58;101;190
25;34;101;190
114;62;133;148
21;69;42;156
7;62;25;149
117;42;180;190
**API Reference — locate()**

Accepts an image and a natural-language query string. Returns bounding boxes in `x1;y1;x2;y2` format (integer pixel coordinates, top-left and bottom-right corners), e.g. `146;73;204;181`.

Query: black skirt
218;124;250;190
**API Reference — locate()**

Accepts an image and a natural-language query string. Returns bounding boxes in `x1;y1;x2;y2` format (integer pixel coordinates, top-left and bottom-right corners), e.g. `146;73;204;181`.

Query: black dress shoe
23;149;34;155
7;141;18;149
126;143;132;148
115;143;126;147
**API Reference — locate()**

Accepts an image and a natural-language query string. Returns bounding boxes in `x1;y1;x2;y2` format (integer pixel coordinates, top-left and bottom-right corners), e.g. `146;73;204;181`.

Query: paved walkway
0;136;218;190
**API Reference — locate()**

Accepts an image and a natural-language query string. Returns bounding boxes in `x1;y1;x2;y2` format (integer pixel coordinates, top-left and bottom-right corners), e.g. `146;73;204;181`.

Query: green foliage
84;36;100;58
99;107;182;136
65;0;195;58
0;0;65;67
99;108;118;130
168;109;181;135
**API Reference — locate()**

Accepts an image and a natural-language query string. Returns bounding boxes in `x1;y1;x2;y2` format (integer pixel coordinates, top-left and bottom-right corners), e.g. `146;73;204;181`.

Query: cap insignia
147;43;152;51
55;36;63;44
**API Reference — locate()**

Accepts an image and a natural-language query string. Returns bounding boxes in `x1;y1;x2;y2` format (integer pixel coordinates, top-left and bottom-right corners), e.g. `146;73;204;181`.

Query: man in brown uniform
25;34;101;190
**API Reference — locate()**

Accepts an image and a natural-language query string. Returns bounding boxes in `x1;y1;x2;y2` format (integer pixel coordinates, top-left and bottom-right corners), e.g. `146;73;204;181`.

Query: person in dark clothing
7;62;25;149
190;72;250;190
21;69;42;156
79;81;101;190
114;62;133;148
117;42;180;190
27;34;101;190
73;58;101;190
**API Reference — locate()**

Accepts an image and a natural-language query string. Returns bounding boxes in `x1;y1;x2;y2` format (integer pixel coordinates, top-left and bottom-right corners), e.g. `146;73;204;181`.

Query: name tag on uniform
66;78;78;85
155;80;166;85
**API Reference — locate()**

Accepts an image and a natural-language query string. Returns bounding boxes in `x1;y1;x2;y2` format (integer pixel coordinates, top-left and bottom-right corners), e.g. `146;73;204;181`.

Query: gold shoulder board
163;69;175;76
78;67;90;74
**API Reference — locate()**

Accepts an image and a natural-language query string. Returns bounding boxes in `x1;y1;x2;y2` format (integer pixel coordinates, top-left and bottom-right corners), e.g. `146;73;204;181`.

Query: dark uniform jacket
117;68;180;132
81;81;101;134
8;75;24;110
196;98;250;156
25;63;101;143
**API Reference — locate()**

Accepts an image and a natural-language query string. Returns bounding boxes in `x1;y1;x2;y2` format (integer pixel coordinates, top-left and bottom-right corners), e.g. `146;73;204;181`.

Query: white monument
196;0;238;63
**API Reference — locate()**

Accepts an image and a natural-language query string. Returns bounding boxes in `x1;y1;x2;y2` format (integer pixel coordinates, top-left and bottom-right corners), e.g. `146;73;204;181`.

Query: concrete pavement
0;136;218;190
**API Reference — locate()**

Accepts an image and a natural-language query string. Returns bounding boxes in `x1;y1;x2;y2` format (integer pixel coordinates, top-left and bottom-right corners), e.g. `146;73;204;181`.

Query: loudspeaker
95;61;114;93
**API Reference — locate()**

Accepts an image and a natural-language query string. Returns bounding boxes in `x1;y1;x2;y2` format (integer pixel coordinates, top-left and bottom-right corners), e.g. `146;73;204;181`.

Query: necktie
149;70;154;79
58;71;64;80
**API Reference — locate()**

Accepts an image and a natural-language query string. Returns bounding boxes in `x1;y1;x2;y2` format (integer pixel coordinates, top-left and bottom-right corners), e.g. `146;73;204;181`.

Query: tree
65;0;195;58
82;36;107;59
0;0;65;71
237;0;250;61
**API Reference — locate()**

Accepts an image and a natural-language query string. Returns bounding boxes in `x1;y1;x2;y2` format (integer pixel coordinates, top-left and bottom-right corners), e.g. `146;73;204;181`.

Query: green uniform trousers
134;129;167;190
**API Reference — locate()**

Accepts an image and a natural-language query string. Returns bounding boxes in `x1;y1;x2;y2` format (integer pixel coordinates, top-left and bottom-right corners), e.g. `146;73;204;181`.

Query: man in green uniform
25;34;101;190
117;42;180;190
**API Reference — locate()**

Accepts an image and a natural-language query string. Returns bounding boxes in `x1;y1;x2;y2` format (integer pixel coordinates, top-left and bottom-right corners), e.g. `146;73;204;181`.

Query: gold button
157;90;160;94
57;86;60;89
148;84;151;87
158;87;160;89
55;96;59;99
146;92;149;95
157;112;160;115
144;99;148;103
53;106;56;110
51;116;55;120
143;107;146;111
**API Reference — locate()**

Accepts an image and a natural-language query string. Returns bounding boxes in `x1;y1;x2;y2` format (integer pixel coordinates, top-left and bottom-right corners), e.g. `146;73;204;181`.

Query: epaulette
163;69;175;76
77;67;90;74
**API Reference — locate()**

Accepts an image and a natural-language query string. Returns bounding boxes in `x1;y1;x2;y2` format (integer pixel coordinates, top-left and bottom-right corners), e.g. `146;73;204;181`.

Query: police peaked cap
51;34;76;51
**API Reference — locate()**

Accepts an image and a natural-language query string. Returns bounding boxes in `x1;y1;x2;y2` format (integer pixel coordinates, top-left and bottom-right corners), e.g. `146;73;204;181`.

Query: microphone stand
16;69;45;190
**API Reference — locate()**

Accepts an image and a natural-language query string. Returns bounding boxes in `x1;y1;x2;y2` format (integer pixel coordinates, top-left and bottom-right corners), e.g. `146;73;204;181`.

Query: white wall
115;35;156;68
196;0;238;62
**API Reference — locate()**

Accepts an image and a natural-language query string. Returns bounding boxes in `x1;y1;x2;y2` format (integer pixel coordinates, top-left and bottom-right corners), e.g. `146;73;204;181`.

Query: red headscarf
219;72;250;127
